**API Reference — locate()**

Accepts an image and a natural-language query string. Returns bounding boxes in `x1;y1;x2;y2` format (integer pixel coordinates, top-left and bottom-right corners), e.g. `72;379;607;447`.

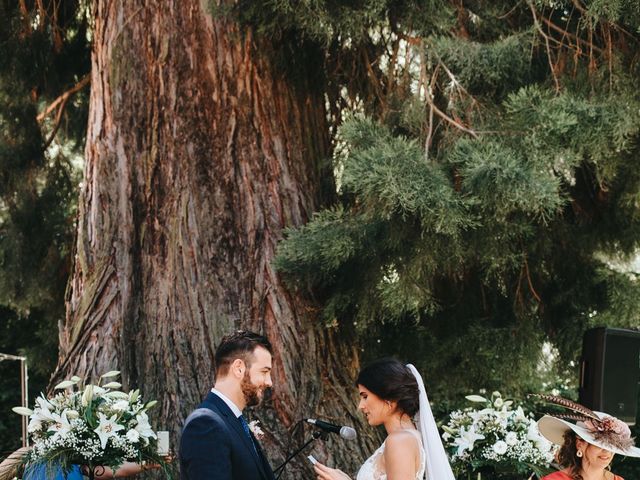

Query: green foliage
430;32;536;98
214;0;454;44
275;5;640;456
340;117;473;234
0;0;89;456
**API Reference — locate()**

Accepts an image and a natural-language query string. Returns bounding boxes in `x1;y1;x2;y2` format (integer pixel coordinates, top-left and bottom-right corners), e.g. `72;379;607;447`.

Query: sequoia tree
50;1;374;476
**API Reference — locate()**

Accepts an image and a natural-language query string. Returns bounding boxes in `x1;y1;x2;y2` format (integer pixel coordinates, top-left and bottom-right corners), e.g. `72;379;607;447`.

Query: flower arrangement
442;391;555;480
12;371;169;479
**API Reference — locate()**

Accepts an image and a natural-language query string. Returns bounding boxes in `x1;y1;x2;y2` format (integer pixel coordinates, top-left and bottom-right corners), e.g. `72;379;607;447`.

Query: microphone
306;418;357;440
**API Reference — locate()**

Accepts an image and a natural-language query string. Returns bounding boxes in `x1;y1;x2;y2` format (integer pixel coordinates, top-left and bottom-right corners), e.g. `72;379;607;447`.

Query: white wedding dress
356;429;426;480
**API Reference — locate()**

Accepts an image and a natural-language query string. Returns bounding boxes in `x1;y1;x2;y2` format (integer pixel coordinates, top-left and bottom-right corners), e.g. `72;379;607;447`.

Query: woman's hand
91;461;161;478
314;461;352;480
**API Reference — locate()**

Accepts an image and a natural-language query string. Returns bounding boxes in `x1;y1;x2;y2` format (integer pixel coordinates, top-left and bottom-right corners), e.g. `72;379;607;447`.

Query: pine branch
528;1;561;92
38;75;90;150
425;90;478;139
539;15;604;55
37;74;90;123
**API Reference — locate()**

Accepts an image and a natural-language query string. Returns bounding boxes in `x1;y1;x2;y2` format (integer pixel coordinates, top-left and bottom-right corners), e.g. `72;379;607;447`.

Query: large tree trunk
53;1;376;476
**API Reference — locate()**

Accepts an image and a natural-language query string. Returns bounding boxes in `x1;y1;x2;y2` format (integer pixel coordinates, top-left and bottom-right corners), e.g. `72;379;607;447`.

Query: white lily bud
105;391;129;399
100;370;121;378
129;389;140;403
465;395;488;403
54;380;76;390
103;382;122;389
12;406;34;416
82;385;94;406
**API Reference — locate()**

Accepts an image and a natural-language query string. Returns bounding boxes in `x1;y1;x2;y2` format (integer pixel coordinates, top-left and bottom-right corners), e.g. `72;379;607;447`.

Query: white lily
35;395;54;413
47;410;74;442
526;420;542;442
94;412;125;449
514;406;528;422
134;412;157;443
454;427;485;455
30;398;59;425
27;416;43;432
112;400;130;412
468;408;493;422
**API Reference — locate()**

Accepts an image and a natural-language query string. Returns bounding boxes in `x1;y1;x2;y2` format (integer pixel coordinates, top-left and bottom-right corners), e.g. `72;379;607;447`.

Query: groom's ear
230;358;246;378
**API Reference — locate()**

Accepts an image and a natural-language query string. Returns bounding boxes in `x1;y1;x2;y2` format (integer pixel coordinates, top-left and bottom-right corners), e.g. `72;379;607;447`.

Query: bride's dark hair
356;358;420;417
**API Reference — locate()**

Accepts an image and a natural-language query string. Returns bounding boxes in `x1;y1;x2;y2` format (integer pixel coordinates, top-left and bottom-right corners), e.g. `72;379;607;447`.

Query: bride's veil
406;364;456;480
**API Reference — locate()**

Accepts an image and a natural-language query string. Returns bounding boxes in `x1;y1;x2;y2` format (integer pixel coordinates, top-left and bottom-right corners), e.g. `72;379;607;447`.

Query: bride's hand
313;461;352;480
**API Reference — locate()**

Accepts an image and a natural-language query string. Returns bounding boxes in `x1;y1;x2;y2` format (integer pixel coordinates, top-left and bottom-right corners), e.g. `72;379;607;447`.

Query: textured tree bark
53;0;378;476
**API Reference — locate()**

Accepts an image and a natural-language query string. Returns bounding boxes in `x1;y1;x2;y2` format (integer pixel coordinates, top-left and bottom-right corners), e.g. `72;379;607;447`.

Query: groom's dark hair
357;358;420;417
214;330;272;377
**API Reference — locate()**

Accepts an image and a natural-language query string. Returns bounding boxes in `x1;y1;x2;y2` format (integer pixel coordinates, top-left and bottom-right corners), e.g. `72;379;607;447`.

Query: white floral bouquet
12;371;169;478
442;391;555;479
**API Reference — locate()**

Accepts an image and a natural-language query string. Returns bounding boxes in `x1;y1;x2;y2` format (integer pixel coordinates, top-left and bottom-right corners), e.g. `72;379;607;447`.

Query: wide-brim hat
538;413;640;458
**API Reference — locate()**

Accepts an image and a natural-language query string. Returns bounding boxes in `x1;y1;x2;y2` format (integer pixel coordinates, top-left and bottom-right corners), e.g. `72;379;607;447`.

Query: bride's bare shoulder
385;430;421;452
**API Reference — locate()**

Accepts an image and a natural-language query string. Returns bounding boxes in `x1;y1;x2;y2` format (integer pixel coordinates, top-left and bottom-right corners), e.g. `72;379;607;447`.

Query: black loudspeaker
579;327;640;424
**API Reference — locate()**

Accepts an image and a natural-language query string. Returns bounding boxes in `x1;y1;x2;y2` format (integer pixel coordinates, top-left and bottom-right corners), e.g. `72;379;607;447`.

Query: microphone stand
274;429;327;480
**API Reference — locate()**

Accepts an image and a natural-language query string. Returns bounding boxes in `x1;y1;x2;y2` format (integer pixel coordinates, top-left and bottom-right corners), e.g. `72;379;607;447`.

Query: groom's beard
241;371;263;407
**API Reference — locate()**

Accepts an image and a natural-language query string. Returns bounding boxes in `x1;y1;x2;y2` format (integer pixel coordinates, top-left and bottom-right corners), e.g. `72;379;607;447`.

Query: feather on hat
532;394;640;458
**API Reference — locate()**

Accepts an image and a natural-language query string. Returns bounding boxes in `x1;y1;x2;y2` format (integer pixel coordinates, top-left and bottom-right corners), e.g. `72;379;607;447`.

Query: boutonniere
248;420;265;440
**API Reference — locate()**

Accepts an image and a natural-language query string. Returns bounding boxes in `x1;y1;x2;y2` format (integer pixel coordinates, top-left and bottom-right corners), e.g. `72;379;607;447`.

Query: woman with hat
536;398;640;480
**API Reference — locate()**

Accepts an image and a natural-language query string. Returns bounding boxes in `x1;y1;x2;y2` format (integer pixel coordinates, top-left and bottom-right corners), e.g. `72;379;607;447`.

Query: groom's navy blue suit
180;391;275;480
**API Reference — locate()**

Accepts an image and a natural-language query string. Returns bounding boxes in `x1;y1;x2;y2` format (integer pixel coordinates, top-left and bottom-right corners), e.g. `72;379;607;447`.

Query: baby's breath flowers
12;371;167;476
442;391;554;479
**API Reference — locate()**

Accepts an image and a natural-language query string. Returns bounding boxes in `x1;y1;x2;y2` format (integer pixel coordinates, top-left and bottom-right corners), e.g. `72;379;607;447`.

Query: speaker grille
579;327;640;425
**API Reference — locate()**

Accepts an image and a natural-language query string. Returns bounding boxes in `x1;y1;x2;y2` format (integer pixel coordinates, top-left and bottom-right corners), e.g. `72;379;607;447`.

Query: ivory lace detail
356;430;426;480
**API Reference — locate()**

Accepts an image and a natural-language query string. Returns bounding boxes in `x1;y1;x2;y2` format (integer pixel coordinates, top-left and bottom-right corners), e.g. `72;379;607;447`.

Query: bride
313;359;455;480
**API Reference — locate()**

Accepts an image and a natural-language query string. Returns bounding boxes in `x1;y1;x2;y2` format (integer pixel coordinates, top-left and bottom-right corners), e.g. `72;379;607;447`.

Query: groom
179;330;276;480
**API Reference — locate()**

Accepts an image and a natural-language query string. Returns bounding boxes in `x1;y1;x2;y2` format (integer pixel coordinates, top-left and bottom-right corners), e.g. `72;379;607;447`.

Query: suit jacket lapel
204;392;270;480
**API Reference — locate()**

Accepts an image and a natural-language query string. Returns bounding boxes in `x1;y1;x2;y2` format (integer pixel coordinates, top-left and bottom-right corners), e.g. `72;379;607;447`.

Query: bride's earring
576;450;583;458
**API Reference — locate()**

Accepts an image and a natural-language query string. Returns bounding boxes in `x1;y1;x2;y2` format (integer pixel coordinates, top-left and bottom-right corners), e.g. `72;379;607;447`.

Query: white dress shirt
211;388;242;418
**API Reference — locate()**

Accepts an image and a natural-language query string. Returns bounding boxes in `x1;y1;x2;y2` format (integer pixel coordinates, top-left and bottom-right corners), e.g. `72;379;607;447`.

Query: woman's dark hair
556;430;583;480
356;358;420;417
